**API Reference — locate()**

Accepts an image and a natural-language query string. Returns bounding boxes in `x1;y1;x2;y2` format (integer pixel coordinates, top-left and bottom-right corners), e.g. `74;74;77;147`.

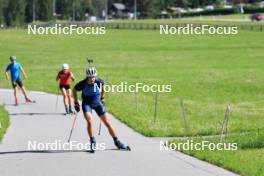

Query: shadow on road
3;103;16;106
9;113;67;116
0;150;93;154
0;148;124;155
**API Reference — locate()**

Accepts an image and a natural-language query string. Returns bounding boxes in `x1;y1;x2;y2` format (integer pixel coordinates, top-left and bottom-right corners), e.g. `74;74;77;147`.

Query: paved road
0;89;239;176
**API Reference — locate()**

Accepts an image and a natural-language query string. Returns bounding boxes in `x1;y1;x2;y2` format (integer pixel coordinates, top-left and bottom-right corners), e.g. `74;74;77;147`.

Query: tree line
0;0;225;26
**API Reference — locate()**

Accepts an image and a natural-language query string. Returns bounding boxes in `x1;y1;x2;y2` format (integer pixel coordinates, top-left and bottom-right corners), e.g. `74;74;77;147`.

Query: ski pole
3;74;11;106
67;113;78;143
86;58;93;67
55;87;60;113
3;79;7;106
98;121;102;135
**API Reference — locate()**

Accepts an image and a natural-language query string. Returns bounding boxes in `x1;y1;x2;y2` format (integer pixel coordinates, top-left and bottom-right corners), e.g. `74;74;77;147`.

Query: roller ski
114;138;131;151
26;99;36;104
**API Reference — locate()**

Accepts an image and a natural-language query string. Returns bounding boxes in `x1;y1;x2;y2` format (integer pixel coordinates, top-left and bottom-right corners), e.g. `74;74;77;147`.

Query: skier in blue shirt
72;67;130;152
5;56;33;106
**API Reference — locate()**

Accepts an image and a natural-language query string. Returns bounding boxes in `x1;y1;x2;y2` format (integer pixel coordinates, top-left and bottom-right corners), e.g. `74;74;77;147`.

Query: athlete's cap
10;56;16;61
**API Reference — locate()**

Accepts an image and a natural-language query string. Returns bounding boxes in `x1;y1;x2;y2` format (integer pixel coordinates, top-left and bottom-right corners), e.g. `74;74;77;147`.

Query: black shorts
12;79;23;88
59;84;70;90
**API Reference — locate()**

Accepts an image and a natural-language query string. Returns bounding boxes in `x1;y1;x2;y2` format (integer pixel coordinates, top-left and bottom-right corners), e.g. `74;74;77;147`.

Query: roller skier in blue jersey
72;67;130;153
5;56;33;106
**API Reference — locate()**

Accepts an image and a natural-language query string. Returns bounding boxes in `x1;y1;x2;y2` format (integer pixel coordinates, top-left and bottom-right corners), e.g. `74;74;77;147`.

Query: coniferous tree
3;0;25;26
25;0;33;22
0;0;4;24
36;0;53;21
0;0;230;25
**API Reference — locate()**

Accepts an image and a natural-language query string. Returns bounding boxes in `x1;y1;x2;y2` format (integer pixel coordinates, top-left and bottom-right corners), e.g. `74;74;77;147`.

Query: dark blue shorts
82;102;106;117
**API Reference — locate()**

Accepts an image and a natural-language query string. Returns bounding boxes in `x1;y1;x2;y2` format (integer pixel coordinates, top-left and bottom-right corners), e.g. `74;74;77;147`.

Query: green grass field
188;14;251;19
0;27;263;175
0;106;9;142
0;29;263;137
34;15;264;33
171;129;264;176
114;15;264;26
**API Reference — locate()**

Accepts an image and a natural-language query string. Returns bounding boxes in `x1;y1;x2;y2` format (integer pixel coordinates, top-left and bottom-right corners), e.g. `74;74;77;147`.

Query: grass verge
171;129;264;176
0;106;9;142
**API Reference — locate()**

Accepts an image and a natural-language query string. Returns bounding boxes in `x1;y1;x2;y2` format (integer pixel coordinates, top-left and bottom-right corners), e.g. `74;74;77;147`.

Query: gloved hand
74;101;80;112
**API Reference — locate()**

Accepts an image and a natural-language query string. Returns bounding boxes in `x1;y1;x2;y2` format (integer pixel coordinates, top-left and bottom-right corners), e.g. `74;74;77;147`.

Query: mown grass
171;129;264;176
0;29;263;137
0;106;9;142
31;15;264;32
115;16;264;26
189;14;252;19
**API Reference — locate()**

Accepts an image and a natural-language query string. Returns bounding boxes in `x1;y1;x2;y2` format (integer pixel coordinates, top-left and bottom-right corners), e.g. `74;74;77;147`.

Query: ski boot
90;137;96;153
114;138;131;151
26;98;36;103
15;100;19;106
69;106;74;114
65;105;70;115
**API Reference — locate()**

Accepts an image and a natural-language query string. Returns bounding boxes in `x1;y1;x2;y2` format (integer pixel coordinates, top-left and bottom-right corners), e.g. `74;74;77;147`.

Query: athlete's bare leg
14;87;19;105
83;112;94;137
100;113;117;138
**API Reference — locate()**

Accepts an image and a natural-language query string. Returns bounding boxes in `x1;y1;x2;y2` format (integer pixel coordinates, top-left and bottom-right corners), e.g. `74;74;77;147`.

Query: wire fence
62;22;264;32
8;21;262;32
105;86;264;137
